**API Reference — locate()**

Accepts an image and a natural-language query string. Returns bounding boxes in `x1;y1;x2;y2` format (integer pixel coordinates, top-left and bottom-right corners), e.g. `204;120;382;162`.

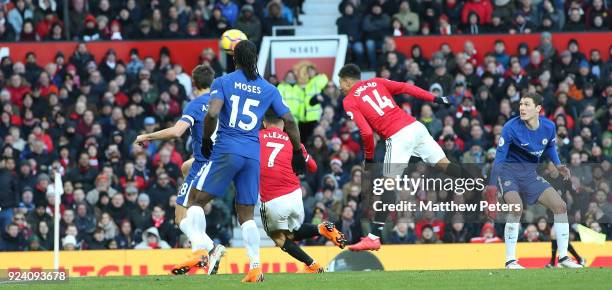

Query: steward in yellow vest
277;71;304;122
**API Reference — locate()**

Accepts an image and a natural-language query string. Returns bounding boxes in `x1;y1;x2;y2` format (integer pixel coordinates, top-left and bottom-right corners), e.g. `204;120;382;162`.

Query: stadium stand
0;0;610;252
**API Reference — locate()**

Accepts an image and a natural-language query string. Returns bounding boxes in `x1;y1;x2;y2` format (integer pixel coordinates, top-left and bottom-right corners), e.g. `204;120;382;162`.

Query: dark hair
263;109;282;125
338;63;361;80
521;92;543;106
233;40;259;81
191;64;215;90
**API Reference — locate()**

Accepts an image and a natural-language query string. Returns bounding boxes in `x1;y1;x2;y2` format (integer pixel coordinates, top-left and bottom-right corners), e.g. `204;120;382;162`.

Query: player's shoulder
503;116;521;129
186;94;206;108
538;116;555;129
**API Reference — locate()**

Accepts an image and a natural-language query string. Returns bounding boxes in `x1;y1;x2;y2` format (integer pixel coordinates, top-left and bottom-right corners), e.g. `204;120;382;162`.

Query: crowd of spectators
0;0;610;252
337;0;611;68
0;0;303;44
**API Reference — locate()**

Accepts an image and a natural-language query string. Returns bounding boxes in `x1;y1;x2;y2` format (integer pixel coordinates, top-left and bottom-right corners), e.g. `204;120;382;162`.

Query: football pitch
2;268;609;290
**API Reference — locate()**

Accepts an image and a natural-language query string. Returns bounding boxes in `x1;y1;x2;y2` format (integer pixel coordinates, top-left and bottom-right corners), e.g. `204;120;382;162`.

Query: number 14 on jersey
362;89;394;116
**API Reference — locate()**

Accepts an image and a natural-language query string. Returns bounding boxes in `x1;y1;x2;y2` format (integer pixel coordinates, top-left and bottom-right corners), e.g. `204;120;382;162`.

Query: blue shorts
497;173;552;205
199;152;260;206
176;160;209;207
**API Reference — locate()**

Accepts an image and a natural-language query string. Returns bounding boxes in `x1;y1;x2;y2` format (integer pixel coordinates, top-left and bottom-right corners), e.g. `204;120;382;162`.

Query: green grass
2;268;610;290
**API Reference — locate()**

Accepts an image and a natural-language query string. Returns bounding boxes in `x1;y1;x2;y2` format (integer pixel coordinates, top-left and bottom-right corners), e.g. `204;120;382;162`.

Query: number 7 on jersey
265;142;285;167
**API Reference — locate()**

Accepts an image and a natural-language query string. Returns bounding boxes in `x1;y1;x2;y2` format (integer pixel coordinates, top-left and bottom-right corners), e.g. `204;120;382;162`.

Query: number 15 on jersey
229;95;260;130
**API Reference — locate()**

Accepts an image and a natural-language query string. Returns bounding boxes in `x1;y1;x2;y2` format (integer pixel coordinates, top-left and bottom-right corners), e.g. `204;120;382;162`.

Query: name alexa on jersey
262;130;289;141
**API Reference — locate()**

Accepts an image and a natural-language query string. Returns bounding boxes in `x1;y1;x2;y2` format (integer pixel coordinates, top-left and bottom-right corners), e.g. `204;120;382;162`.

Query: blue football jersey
490;116;560;183
209;70;290;160
180;93;211;162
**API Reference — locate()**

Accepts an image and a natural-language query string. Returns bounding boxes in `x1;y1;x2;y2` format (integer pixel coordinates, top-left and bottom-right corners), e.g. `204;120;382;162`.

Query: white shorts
260;188;304;233
383;121;446;176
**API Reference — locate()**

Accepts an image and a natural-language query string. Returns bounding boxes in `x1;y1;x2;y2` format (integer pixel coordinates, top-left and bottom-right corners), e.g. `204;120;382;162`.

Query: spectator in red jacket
6;74;31;108
461;0;493;25
470;223;502;243
35;10;61;39
416;211;446;239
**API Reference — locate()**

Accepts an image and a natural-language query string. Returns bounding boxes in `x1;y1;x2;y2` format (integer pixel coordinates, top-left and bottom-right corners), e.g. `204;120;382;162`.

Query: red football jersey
259;127;317;202
342;78;435;159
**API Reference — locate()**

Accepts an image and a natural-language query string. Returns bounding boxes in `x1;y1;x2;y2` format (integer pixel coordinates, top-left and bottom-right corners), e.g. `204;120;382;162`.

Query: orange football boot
300;262;324;274
318;221;347;248
241;267;264;283
171;249;208;275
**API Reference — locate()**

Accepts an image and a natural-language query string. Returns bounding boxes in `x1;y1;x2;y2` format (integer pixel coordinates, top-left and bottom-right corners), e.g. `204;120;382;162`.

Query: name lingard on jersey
234;82;262;94
263;131;289;141
353;81;377;96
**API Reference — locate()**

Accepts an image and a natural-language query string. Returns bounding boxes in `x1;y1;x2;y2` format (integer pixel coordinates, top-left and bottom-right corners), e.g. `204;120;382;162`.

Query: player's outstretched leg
316;222;348;248
503;191;524;269
538;187;583;268
270;231;323;273
237;204;264;283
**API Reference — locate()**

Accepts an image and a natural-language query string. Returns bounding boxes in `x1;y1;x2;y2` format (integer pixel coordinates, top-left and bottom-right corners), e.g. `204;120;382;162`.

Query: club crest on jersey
498;137;505;146
542;139;548;145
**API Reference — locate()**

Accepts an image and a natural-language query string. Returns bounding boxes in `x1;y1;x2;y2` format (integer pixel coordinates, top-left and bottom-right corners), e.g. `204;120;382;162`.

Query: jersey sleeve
179;103;196;127
210;78;224;101
301;144;318;173
344;97;375;160
271;88;291;117
376;78;435;101
489;124;513;185
543;124;561;166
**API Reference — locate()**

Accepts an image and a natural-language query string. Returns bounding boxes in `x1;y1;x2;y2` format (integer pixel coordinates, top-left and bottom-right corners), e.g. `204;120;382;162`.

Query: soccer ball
220;29;248;55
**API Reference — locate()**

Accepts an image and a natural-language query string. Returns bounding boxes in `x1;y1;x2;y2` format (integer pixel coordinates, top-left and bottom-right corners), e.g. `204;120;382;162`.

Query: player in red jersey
338;64;475;249
259;111;347;273
339;63;470;178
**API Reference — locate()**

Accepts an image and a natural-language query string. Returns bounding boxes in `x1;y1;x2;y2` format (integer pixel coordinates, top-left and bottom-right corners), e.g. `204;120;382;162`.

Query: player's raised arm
376;78;449;104
134;120;190;146
202;80;224;158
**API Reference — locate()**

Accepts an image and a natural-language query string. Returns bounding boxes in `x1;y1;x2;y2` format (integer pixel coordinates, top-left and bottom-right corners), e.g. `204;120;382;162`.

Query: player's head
233;40;259;81
191;64;215;90
519;92;543;121
263;109;284;129
338;63;361;95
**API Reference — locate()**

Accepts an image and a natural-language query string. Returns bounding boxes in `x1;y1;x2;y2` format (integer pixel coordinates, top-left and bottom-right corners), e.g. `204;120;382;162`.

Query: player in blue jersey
488;93;582;269
134;65;225;275
189;40;305;283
